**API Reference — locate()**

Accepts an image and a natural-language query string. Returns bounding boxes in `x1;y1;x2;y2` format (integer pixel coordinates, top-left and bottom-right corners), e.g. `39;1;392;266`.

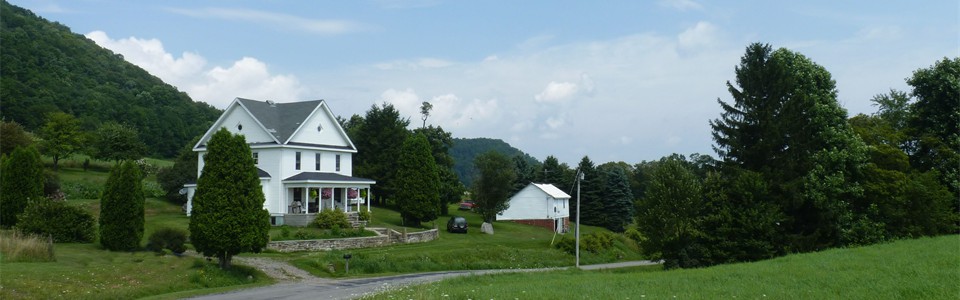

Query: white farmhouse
184;98;375;226
497;183;571;233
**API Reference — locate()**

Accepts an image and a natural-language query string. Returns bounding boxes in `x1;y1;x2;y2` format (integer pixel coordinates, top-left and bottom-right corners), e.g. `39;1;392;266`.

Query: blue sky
13;0;958;165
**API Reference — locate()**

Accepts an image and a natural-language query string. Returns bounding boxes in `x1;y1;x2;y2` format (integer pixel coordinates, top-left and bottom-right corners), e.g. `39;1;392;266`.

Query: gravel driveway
187;257;660;300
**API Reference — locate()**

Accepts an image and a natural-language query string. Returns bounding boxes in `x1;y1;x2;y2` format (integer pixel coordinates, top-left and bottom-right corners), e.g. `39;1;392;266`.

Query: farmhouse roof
532;183;571;199
236;98;321;143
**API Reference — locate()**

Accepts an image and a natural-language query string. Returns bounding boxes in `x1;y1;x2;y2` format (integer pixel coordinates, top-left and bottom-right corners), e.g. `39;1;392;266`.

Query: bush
61;182;103;199
16;198;96;243
0;230;55;262
553;232;616;254
99;161;145;251
358;210;371;221
142;181;165;198
313;208;351;229
146;227;188;255
43;171;60;197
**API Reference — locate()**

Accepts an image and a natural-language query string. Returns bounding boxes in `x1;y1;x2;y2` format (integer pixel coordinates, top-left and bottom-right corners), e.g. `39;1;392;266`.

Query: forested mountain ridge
449;137;539;187
0;1;221;157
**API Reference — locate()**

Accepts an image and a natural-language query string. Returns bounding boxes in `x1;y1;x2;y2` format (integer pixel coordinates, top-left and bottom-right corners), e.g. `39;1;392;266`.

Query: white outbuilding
498;183;571;233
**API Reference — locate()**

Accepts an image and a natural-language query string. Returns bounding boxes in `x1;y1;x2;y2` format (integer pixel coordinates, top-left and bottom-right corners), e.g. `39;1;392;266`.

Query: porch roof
282;172;376;185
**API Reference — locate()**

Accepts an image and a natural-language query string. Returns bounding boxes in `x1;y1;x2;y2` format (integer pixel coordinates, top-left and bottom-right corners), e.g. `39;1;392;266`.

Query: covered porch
276;172;375;226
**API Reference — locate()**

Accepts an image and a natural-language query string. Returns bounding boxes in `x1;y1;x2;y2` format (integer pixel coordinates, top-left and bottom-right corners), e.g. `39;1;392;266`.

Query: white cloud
678;21;718;50
86;31;306;108
545;116;566;129
535;81;579;103
165;7;368;35
659;0;703;11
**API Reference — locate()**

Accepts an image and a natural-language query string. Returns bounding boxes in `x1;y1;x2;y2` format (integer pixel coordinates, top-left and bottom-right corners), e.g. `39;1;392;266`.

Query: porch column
342;188;349;212
366;187;371;212
328;187;334;211
356;187;361;212
302;188;308;214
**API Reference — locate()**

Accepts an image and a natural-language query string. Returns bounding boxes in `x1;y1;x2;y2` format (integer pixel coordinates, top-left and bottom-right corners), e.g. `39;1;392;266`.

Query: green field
274;204;643;278
366;235;960;299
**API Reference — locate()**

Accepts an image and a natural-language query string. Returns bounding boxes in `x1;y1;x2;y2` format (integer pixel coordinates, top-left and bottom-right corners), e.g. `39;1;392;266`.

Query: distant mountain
0;1;221;158
449;137;540;187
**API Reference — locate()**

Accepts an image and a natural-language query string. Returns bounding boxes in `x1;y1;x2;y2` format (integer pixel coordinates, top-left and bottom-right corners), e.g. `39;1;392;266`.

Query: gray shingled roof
237;98;323;143
283;172;376;183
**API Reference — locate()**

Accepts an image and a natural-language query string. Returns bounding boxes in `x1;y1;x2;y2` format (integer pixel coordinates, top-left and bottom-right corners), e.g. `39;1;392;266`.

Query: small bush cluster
61;182;103;199
358;210;371;221
146;227;188;255
313;208;351;229
16;198;96;243
142;181;165;198
0;230;55;262
553;231;617;254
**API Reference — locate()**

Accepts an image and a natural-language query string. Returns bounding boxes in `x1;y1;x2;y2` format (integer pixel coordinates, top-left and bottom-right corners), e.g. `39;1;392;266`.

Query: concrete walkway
188;259;662;300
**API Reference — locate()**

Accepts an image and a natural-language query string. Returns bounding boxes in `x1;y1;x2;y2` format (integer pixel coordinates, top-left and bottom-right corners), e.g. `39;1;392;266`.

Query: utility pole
575;169;582;268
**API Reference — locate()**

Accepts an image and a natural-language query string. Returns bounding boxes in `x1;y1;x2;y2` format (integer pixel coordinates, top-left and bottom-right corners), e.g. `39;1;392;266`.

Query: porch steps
345;212;367;229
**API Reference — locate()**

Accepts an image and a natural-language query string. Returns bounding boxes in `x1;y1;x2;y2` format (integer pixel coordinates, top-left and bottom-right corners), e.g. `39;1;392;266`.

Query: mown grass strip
365;235;960;299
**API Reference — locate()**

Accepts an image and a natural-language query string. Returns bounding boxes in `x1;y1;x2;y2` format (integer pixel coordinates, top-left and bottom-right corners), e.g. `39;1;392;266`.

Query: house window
295;152;301;170
237;123;243;131
317;124;323;132
253;152;259;165
335;154;341;172
315;153;321;170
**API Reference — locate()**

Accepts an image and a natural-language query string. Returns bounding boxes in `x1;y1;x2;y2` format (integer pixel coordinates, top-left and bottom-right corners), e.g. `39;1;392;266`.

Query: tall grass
0;231;55;262
365;235;960;299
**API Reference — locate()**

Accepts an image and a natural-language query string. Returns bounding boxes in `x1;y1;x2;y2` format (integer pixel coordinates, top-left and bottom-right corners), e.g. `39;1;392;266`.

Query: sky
12;0;958;165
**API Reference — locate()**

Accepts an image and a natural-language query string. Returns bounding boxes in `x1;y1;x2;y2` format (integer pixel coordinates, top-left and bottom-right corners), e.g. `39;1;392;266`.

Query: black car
446;216;468;233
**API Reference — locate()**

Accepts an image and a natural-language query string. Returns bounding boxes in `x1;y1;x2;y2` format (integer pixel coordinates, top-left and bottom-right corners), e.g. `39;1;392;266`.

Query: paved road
188;260;661;300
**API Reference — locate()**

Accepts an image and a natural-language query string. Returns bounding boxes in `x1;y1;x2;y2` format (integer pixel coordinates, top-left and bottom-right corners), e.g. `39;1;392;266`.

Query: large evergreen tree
157;138;200;204
413;125;464;215
189;128;270;269
710;43;867;251
352;103;410;206
600;166;634;232
472;151;517;223
573;156;604;227
394;134;441;226
0;146;44;227
99;160;145;251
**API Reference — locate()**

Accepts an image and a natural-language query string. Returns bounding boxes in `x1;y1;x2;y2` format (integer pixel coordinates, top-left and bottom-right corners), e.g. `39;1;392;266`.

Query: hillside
449;137;539;187
0;1;221;157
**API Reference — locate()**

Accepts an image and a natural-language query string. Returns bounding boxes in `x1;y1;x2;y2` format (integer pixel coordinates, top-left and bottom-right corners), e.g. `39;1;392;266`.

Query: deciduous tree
472;151;516;223
635;156;704;269
99;160;145;251
89;122;146;163
189;128;270;269
0;120;33;156
39;112;83;171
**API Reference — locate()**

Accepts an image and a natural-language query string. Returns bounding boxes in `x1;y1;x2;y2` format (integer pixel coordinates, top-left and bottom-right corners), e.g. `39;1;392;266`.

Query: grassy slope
284;205;643;278
0;163;268;299
367;235;960;299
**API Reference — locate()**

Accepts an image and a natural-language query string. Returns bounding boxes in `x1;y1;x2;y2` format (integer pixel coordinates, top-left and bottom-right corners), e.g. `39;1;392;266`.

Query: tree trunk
218;252;232;269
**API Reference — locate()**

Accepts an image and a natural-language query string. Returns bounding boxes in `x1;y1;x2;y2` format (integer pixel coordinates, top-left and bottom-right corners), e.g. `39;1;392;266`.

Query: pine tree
601;167;634;232
710;43;867;251
99;160;145;251
574;156;604;227
189;128;270;269
0;146;44;227
394;134;441;226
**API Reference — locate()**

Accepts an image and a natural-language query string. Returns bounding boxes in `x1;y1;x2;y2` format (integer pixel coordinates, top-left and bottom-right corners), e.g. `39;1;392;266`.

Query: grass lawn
282;204;644;278
365;235;960;299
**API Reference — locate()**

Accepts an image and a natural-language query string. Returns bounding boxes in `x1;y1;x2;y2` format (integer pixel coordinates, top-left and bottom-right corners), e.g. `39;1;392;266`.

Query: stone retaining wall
267;228;438;252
